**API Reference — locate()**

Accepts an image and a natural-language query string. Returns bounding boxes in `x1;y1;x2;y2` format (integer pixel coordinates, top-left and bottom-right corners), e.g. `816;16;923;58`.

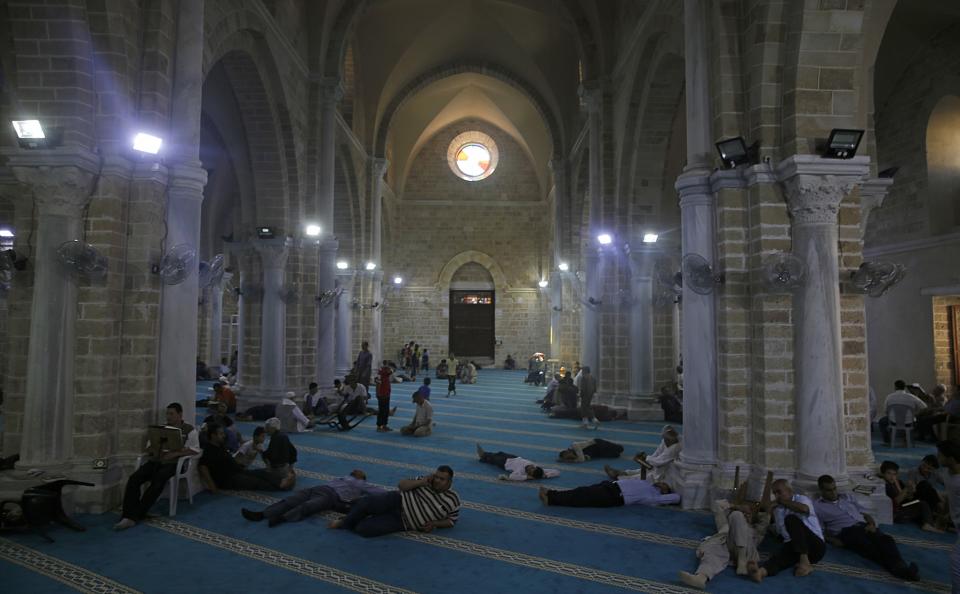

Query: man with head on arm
557;438;624;463
748;479;825;582
475;444;559;481
813;474;918;580
328;465;460;537
241;469;386;527
538;477;679;508
114;402;199;531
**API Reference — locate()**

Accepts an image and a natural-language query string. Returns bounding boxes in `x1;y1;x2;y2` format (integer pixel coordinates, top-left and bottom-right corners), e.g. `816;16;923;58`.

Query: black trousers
447;374;457;393
762;515;826;575
339;491;405;537
229;468;285;491
838;523;906;574
547;481;624;508
583;439;623;459
479;451;516;469
263;485;345;523
895;499;934;526
121;460;178;520
376;394;391;427
915;480;942;511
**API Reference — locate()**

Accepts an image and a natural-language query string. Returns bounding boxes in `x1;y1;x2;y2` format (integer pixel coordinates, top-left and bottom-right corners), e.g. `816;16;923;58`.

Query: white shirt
773;494;823;542
279;398;311;432
502;456;560;481
234;439;261;465
883;390;927;416
412;399;433;428
946;472;960;529
573;370;582;388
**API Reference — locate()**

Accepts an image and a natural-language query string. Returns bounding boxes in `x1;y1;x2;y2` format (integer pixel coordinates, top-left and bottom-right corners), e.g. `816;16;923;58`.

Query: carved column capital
11;165;96;217
320;77;344;107
578;83;603;114
782;174;857;225
627;245;659;279
858;177;894;235
253;239;291;270
370;157;389;179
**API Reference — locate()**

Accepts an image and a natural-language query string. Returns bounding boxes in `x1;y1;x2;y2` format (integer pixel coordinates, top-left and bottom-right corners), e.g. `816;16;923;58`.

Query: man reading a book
114;402;199;531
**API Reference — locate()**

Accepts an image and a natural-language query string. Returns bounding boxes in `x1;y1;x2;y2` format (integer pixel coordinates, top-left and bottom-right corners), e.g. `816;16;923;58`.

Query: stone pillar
10;164;96;468
234;265;247;389
254;239;290;400
858;177;894;236
206;270;229;371
549;157;568;266
368;158;388;364
628;246;657;395
156;0;206;420
778;156;869;483
335;270;355;379
549;273;562;361
315;239;338;392
369;271;384;364
579;86;603;374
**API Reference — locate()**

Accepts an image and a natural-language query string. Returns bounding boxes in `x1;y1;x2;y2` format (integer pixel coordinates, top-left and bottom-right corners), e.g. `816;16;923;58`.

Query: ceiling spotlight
558;262;569;272
304;223;321;237
132;132;163;154
336;260;349;270
822;128;863;159
0;229;14;238
393;276;403;285
538;279;549;288
597;233;612;245
365;262;377;271
642;233;659;244
12;120;44;139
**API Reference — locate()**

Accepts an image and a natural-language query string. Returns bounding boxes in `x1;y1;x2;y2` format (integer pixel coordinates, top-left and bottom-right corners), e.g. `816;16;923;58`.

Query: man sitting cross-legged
241;469;386;527
539;477;679;508
328;466;461;537
476;444;559;481
813;474;919;581
400;389;433;437
748;479;825;582
557;438;624;463
198;424;296;493
678;497;771;589
604;425;681;485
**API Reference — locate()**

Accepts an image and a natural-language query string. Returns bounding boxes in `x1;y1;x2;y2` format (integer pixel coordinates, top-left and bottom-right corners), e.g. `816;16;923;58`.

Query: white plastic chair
135;453;204;516
886;404;914;448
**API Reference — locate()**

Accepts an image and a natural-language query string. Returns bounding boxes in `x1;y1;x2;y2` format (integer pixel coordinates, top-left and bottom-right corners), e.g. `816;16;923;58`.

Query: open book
145;425;184;459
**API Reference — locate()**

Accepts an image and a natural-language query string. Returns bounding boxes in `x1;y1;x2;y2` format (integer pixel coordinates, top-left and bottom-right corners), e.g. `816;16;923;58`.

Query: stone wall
933;296;960;389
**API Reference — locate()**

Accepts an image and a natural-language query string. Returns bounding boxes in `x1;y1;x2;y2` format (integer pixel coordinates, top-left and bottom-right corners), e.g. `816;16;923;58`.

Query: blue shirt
616;478;681;506
417;385;431;400
813;494;866;536
326;476;387;502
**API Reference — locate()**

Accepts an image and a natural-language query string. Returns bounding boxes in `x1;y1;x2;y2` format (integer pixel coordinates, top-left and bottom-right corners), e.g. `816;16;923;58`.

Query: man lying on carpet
240;469;386;527
328;465;461;537
557;438;624;463
678;494;771;589
475;444;559;481
813;474;920;581
198;424;295;492
538;477;679;508
603;425;681;485
748;479;824;583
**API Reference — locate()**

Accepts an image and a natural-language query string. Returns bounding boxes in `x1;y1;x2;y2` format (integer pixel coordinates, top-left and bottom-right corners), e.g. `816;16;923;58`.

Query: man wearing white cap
605;425;682;487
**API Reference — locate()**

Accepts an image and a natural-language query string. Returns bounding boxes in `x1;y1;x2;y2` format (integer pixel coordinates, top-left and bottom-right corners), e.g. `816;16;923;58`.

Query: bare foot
748;562;765;583
921;523;945;534
476;443;485;458
389;406;398;416
603;464;620;480
279;470;296;490
794;563;814;577
327;520;343;529
538;486;550;505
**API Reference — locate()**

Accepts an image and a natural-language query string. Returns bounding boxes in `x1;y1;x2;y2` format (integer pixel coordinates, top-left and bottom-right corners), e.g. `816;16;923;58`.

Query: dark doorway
449;290;495;359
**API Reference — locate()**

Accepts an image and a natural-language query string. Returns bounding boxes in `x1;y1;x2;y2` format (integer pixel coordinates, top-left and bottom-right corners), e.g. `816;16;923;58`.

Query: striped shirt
399;478;461;531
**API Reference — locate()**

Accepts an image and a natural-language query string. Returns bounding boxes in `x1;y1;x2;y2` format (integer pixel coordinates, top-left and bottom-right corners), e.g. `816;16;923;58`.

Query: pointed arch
437;251;509;290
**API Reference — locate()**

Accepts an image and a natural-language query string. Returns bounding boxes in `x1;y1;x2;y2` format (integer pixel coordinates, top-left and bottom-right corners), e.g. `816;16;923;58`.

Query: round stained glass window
447;131;498;181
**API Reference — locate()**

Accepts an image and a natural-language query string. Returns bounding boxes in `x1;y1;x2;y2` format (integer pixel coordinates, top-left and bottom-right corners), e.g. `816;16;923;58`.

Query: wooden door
449;290;495;359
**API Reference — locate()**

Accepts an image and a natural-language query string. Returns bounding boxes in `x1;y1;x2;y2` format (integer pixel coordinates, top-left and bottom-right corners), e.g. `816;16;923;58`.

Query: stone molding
858;176;895;234
320;77;345;107
782;174;856;224
10;165;97;218
253;238;292;270
626;245;659;279
864;229;960;259
578;83;603;114
436;250;509;290
167;163;208;196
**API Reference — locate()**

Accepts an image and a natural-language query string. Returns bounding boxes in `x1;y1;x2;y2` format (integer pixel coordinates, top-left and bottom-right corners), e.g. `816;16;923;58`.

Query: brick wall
933;297;960;389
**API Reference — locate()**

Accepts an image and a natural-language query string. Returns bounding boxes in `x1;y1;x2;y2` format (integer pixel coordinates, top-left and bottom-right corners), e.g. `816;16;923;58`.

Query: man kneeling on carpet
539;476;679;508
400;389;433;437
476;444;559;481
328;465;461;537
198;423;296;492
241;469;386;527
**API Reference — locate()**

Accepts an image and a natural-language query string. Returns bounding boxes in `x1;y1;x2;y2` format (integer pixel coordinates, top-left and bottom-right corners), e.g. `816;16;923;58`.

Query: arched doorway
449;262;495;359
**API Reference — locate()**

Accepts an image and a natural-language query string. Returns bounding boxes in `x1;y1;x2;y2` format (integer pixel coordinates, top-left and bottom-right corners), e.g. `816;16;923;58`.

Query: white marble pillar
206;270;228;370
255;240;290;399
628;246;657;395
549;273;562;361
578;86;603;374
156;0;206;420
368;158;388;365
234;265;247;389
315;239;338;391
369;271;384;364
335;270;355;379
10;164;96;468
779;156;869;483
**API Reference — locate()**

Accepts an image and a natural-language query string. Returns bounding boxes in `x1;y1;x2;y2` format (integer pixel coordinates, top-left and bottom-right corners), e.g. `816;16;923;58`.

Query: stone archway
436;250;509;290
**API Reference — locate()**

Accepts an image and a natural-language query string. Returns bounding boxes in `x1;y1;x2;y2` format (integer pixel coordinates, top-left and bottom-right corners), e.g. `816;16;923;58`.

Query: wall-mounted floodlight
257;226;275;239
822;129;863;159
597;233;612;245
393;276;403;285
304;223;321;237
642;233;659;244
12;119;57;149
0;229;14;238
365;262;377;271
715;137;750;169
132;132;163;154
12;120;44;139
558;262;569;272
538;279;549;288
336;260;349;270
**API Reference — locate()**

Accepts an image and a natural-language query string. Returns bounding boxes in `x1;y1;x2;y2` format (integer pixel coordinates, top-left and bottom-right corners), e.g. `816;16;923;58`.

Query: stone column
858;177;894;236
369;271;384;364
549;157;568;267
335;270;355;379
10;164;96;468
779;156;869;483
628;246;657;396
315;239;338;391
234;265;247;389
549;273;562;361
206;269;228;370
578;86;603;374
368;158;388;364
255;239;290;400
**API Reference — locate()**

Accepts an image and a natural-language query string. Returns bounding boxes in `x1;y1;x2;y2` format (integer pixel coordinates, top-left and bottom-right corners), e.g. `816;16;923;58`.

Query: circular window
447;132;498;181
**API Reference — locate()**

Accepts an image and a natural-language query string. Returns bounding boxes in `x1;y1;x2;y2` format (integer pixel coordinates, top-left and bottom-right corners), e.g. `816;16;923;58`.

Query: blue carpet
1;369;951;593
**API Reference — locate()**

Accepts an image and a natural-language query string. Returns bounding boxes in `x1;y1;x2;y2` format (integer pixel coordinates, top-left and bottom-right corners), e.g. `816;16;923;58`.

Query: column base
674;458;717;510
0;458;128;515
593;392;663;421
237;386;293;408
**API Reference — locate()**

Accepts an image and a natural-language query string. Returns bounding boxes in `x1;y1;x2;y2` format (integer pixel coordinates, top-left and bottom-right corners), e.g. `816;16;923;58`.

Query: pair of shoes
113;518;136;531
241;508;264;522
